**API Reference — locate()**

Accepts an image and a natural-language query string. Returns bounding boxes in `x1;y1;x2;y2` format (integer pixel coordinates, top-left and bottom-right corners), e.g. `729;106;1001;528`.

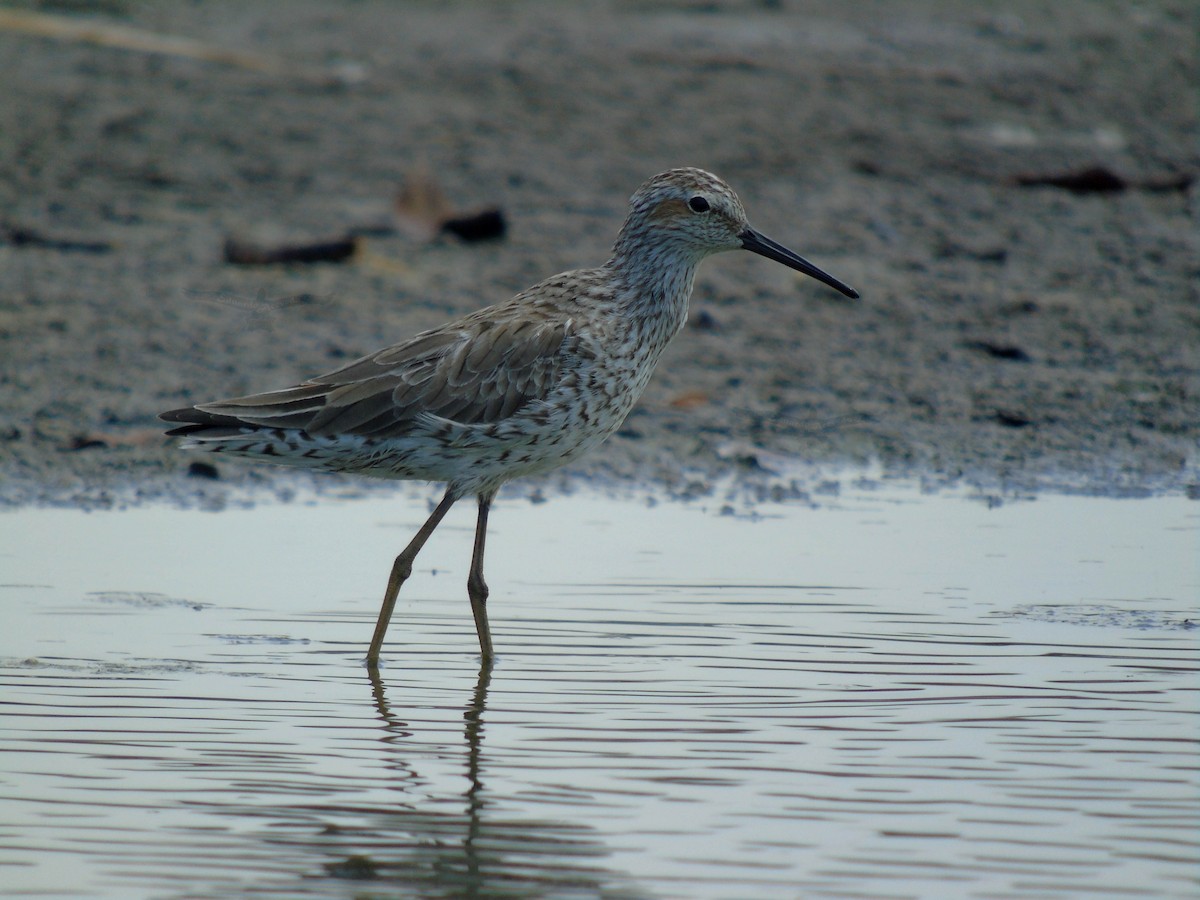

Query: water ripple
1;485;1196;898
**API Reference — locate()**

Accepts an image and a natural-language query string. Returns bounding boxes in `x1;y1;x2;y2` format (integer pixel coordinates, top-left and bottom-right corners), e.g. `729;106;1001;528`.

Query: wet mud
1;1;1196;507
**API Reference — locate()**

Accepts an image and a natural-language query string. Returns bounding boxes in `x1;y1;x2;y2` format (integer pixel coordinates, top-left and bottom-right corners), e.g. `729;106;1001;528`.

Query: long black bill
740;227;860;299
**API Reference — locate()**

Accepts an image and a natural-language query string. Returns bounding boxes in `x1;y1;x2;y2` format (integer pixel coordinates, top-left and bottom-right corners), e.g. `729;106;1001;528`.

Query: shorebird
162;168;858;664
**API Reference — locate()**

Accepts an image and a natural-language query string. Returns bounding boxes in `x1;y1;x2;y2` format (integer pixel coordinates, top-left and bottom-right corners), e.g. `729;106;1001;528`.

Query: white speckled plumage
162;168;858;663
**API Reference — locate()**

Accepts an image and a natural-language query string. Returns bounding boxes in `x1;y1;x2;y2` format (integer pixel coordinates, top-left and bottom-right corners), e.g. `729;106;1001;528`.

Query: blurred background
1;0;1196;505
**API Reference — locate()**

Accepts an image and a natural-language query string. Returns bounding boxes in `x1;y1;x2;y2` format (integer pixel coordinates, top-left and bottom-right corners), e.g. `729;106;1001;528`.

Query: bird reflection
462;660;493;817
356;662;642;896
367;659;494;883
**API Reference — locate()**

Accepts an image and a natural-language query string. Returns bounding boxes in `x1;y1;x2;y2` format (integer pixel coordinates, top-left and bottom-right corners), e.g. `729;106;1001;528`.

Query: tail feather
160;407;368;469
160;406;244;435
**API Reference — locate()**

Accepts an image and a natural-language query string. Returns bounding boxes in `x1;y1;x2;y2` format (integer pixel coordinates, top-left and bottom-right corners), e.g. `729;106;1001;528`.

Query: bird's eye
688;196;710;213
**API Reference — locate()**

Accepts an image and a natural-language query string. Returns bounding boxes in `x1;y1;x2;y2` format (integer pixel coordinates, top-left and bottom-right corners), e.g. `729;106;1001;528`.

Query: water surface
2;480;1197;898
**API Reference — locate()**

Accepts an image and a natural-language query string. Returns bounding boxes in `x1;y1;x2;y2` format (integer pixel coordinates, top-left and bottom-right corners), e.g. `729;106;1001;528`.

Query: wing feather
171;307;575;440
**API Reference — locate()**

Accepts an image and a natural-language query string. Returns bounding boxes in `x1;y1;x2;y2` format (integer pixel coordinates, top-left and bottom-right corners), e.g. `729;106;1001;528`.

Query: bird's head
616;167;859;299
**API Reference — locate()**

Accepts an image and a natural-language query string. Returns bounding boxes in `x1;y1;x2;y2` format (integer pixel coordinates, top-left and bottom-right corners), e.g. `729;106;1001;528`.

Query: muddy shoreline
1;1;1196;509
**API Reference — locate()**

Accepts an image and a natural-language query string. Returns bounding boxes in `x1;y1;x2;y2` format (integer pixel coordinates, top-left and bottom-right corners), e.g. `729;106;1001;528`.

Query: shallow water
1;479;1197;899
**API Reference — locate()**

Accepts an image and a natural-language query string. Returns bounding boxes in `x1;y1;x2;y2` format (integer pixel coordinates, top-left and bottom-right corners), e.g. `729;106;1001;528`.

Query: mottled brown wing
177;310;574;438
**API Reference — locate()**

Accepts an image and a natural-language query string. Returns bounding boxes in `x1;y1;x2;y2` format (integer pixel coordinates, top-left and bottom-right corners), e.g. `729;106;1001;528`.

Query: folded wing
162;309;573;439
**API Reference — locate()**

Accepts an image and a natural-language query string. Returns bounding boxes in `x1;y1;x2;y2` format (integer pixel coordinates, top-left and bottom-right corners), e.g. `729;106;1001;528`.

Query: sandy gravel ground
1;1;1196;508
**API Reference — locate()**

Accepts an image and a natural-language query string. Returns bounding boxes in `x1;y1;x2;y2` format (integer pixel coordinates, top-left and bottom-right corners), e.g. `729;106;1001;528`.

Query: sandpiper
162;168;859;664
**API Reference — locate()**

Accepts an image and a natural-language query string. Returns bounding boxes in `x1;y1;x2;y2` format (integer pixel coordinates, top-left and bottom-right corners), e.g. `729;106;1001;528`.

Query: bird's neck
605;241;702;343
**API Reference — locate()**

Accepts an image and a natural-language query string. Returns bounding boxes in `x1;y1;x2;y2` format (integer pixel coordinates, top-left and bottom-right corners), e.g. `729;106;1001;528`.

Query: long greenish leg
366;489;457;665
467;492;495;661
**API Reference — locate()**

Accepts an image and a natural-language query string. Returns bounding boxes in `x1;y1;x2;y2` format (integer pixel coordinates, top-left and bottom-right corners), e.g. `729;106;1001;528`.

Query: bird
161;168;859;665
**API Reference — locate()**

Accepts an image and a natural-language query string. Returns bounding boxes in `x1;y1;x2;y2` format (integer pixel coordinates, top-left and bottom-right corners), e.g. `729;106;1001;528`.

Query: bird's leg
467;492;495;661
367;488;458;665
